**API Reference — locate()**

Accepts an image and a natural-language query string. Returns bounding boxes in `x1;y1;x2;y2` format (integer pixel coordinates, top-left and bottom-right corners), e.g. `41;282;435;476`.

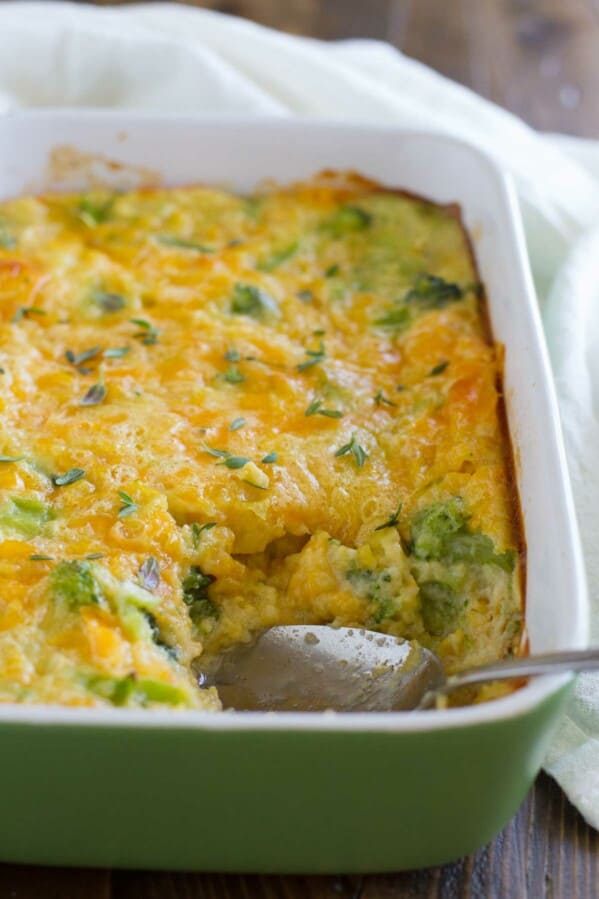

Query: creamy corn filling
0;173;523;709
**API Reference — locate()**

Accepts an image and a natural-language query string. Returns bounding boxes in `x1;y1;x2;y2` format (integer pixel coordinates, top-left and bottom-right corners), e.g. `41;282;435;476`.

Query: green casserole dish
0;112;587;871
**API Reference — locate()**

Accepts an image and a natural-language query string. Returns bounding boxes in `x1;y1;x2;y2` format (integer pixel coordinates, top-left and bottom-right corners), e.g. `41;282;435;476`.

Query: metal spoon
198;625;599;712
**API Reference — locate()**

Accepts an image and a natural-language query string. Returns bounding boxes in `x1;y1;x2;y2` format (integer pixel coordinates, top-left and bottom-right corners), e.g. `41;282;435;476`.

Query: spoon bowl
199;626;599;712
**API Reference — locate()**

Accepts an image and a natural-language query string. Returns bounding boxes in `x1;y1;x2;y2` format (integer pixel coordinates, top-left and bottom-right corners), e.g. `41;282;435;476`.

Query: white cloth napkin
1;0;599;828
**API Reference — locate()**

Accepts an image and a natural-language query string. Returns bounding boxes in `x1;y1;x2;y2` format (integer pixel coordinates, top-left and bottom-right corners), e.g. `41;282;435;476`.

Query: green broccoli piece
230;283;278;317
49;561;103;610
346;566;397;624
404;274;463;309
419;581;463;637
411;498;515;571
182;566;219;628
0;496;54;539
85;673;188;707
326;205;372;236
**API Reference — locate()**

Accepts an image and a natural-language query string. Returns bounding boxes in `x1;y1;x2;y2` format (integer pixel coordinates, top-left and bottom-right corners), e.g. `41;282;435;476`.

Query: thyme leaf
104;346;130;359
93;291;126;313
374;390;396;408
224;365;245;384
131;318;159;346
334;435;368;468
117;490;139;518
53;468;86;487
219;456;249;470
80;382;107;406
140;556;160;591
202;445;230;459
375;501;403;531
65;346;101;367
11;306;46;324
298;339;326;372
304;399;343;419
191;522;216;547
157;235;212;252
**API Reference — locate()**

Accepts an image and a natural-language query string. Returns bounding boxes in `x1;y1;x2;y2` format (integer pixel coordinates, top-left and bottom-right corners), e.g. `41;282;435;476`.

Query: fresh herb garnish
298;339;326;372
374;305;411;332
375;501;403;531
258;242;298;272
117;490;139;518
66;346;101;368
11;306;46;324
104;346;130;359
139;556;160;591
430;361;449;376
325;264;340;278
326;206;372;236
229;417;246;431
405;274;463;309
261;452;278;464
80;380;106;406
202;444;230;459
219;456;249;470
224;348;241;363
131;318;159;346
191;522;216;547
304;399;343;419
93;291;126;313
157;235;212;252
224;366;245;384
78;195;114;227
334;435;368;468
230;283;277;317
297;289;313;303
53;468;86;487
0;455;23;463
374;390;396;408
84;553;105;560
30;553;53;561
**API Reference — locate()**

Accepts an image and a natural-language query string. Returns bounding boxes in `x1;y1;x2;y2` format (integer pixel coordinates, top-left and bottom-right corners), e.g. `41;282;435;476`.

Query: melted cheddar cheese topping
0;173;523;709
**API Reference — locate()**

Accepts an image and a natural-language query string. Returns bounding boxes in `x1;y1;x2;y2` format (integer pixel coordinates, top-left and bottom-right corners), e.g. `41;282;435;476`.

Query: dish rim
0;110;589;733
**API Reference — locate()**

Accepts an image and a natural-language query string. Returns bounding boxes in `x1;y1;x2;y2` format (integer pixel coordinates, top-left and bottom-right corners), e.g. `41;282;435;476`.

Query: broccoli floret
346;566;397;625
419;580;463;637
404;274;463;309
182;566;218;628
411;499;515;571
0;496;54;539
326;205;372;236
49;561;103;610
85;673;189;707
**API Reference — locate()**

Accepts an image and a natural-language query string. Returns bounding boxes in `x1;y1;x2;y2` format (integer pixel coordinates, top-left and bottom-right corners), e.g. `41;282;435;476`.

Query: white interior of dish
0;113;588;731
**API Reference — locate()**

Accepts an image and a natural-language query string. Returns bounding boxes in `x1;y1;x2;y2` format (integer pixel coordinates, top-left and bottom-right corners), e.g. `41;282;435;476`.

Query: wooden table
1;1;598;896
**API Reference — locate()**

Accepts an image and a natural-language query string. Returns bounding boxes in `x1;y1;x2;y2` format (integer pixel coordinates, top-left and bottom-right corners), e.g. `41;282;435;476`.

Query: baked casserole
0;173;523;709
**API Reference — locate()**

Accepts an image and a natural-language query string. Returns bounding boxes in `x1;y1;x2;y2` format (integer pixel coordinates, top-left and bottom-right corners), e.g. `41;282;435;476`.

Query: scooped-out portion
0;172;523;709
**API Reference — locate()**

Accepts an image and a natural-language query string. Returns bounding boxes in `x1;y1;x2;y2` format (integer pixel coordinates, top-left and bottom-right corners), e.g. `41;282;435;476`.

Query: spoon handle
446;648;599;693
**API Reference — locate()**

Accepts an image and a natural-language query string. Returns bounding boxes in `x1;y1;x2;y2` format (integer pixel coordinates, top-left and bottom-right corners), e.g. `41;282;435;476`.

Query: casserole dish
0;111;588;872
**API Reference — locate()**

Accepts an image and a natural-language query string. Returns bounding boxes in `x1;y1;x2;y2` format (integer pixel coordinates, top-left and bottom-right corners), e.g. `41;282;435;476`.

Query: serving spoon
198;625;599;712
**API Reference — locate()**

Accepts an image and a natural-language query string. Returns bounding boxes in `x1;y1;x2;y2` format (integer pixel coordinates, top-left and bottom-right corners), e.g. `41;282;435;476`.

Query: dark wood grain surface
0;1;597;896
